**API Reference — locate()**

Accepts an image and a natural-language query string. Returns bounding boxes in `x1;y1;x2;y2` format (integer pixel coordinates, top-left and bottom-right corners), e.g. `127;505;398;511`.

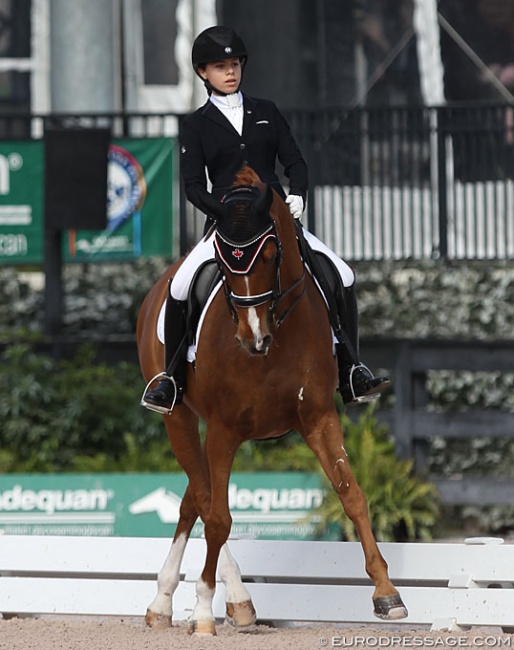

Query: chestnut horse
136;166;407;635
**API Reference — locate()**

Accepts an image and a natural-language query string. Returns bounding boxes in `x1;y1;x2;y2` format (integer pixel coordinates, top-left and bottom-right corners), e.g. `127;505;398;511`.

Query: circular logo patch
107;144;147;232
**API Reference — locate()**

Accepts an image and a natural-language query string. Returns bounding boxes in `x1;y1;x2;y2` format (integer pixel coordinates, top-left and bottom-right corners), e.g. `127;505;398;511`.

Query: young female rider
142;26;389;412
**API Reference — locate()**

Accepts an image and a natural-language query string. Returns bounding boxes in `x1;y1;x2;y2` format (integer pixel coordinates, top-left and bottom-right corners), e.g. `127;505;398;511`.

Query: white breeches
302;230;355;286
170;228;355;301
170;231;217;301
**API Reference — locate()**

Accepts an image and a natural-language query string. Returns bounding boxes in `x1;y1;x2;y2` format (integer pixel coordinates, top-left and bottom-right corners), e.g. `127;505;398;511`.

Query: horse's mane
233;165;261;188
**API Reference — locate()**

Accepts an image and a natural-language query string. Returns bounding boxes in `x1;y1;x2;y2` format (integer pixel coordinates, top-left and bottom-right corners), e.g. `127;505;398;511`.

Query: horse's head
210;168;283;356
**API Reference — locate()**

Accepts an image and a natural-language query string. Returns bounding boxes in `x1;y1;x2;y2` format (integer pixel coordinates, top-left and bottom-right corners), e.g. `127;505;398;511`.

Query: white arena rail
1;535;513;630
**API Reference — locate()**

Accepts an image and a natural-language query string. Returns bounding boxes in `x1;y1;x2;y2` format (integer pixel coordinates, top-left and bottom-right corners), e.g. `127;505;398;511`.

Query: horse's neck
279;220;304;280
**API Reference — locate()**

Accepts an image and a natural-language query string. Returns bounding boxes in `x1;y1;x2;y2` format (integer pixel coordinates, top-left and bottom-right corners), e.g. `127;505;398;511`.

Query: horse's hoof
373;594;408;620
145;608;172;629
188;619;217;636
225;600;257;628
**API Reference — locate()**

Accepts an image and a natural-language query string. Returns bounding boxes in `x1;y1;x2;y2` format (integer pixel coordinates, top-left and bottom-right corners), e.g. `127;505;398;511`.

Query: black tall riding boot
336;284;391;405
141;296;188;413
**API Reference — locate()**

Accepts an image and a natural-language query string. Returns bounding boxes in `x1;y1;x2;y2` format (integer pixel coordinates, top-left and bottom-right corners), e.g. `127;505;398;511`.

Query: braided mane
234;165;261;188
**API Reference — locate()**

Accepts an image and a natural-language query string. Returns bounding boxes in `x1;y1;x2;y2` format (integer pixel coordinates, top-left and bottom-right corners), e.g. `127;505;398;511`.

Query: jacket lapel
202;101;239;135
242;95;257;133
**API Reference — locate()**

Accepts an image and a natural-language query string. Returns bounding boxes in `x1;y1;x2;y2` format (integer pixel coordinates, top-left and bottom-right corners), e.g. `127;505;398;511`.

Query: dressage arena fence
1;535;514;631
359;337;514;506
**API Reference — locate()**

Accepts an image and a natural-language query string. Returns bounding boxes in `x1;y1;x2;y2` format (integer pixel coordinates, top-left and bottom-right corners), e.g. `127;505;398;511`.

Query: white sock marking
218;543;252;603
147;532;187;618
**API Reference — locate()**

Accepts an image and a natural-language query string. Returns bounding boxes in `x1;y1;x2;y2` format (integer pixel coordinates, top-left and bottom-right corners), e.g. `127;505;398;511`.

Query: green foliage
69;434;181;473
233;432;320;472
234;408;440;542
313;408;440;542
0;339;165;472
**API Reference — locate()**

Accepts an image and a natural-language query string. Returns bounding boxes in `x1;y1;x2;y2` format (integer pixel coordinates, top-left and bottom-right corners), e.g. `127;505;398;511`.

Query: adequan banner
0;141;44;263
0;473;338;541
0;138;175;265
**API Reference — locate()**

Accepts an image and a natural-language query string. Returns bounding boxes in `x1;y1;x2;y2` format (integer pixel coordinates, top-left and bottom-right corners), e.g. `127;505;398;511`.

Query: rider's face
199;58;242;95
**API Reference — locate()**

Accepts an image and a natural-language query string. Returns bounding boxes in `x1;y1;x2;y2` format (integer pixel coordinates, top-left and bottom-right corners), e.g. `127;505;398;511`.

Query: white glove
285;194;304;220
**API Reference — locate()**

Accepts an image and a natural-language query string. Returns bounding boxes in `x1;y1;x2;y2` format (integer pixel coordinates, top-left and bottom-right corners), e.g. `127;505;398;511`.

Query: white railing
1;535;513;630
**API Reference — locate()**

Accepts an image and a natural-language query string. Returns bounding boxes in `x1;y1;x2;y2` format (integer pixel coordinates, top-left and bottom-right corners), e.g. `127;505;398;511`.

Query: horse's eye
262;246;276;265
262;250;277;264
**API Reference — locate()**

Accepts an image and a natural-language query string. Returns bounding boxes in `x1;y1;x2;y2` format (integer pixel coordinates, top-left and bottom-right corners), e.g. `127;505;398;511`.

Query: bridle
214;206;306;328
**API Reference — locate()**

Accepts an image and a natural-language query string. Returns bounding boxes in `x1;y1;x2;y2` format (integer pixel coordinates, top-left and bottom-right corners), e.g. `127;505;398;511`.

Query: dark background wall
217;0;357;109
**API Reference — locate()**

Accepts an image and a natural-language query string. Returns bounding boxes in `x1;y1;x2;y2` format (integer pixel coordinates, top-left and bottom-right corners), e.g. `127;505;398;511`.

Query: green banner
64;138;174;261
0;141;44;264
0;138;175;265
0;473;338;541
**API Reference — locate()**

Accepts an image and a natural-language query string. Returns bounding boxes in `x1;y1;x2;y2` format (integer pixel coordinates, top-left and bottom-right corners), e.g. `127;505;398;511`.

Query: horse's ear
255;184;273;215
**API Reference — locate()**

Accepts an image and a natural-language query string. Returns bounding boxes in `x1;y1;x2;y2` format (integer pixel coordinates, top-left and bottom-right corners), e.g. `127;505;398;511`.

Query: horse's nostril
255;334;272;355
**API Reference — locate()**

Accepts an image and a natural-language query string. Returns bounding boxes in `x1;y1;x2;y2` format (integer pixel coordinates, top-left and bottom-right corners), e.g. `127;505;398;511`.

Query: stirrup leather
140;372;179;415
346;363;380;404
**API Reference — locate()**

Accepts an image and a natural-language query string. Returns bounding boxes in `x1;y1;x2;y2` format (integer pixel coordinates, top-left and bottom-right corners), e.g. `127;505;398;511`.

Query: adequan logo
0;485;115;524
128;485;325;524
129;487;182;523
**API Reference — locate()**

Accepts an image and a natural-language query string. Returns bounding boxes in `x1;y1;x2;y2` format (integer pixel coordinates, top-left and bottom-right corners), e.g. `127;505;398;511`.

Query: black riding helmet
192;26;248;95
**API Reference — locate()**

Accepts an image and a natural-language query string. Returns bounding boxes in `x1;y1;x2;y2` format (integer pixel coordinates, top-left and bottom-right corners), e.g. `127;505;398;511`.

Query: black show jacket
180;94;308;217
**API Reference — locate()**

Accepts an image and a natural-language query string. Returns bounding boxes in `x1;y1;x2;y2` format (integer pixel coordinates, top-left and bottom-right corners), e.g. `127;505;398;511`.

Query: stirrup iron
140;372;179;415
347;363;380;405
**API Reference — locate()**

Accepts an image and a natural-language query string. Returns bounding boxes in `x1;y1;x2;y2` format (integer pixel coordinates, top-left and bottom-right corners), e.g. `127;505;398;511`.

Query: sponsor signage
0;138;175;264
64;138;174;261
0;141;44;263
0;473;338;540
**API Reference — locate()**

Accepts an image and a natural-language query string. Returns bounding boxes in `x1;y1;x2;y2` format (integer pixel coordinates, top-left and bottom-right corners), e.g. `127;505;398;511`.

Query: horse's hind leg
146;484;198;628
301;410;408;621
219;544;256;628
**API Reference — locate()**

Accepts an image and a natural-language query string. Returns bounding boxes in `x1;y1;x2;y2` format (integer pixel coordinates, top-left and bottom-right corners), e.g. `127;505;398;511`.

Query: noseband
214;186;305;326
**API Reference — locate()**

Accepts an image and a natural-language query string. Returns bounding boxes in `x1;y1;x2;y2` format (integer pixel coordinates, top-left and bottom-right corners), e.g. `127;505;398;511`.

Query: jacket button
240;143;246;150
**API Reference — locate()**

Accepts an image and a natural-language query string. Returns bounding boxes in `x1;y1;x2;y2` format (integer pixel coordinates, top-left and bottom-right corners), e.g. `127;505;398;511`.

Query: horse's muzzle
236;332;272;356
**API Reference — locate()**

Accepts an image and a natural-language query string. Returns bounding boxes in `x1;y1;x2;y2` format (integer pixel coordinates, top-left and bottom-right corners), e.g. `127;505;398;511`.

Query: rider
141;25;389;412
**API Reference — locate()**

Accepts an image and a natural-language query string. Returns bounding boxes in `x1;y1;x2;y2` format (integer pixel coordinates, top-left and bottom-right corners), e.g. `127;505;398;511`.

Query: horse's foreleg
189;428;241;636
145;484;198;628
302;411;408;621
146;408;211;629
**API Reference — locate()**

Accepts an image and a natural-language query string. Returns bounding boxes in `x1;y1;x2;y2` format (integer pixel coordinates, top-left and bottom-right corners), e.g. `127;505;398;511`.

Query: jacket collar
201;93;257;135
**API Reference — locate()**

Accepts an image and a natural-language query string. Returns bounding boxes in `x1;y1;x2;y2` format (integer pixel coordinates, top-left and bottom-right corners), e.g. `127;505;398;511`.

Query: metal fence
286;103;514;261
2;104;513;261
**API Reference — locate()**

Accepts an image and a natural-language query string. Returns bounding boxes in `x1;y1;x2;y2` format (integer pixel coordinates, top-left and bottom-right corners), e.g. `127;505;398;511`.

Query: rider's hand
285;194;304;220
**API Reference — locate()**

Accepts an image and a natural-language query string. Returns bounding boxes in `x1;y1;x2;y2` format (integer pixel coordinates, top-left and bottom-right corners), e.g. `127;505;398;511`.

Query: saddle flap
187;260;222;342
